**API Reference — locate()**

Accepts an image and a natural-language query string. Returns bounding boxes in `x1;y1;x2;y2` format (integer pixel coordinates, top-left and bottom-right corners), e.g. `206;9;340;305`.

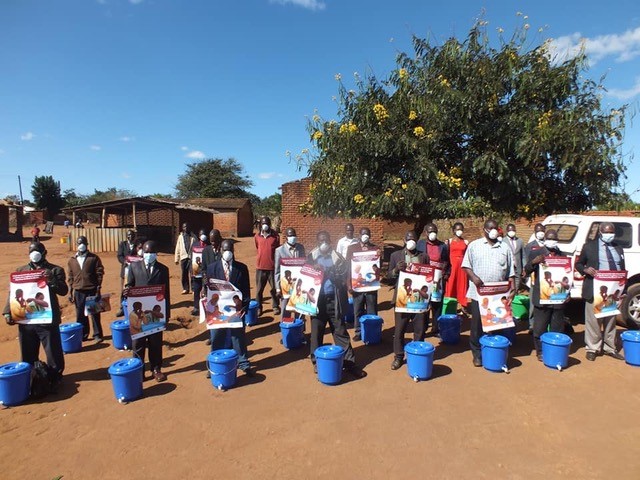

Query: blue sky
1;0;639;203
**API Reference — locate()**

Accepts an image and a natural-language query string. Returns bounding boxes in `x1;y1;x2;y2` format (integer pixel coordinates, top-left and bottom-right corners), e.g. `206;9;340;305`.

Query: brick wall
214;212;238;238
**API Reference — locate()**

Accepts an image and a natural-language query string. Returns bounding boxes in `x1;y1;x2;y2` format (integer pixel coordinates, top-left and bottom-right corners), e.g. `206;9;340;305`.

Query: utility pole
18;175;24;204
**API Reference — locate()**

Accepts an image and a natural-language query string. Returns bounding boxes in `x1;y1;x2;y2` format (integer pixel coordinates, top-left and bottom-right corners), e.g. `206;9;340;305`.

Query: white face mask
455;229;463;238
361;234;370;244
507;230;516;238
405;240;417;251
222;250;233;262
143;252;157;264
535;231;545;241
137;249;143;256
486;228;499;241
428;232;437;242
287;236;297;245
200;234;207;242
497;236;503;242
77;243;87;253
601;233;615;244
261;224;269;232
319;242;331;254
544;240;558;250
29;251;42;264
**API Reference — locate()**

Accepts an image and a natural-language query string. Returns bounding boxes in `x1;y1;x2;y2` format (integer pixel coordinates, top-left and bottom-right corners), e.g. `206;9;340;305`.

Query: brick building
0;200;24;242
186;198;254;237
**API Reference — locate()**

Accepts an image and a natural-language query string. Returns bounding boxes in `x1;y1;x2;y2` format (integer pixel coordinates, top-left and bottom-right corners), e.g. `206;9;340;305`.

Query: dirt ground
1;229;639;480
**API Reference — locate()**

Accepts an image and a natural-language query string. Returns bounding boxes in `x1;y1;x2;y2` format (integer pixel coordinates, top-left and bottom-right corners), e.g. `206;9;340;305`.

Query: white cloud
90;145;102;151
119;136;135;142
269;0;326;11
185;150;206;160
258;172;285;179
180;146;189;151
20;132;35;141
549;26;640;65
608;77;640;100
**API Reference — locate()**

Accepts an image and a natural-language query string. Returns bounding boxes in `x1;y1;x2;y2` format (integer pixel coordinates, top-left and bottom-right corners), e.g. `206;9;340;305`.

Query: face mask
486;228;498;240
137;249;143;256
287;236;297;245
544;240;558;250
507;231;516;238
261;224;269;232
455;230;463;238
405;240;417;251
77;244;87;253
497;236;503;242
200;234;207;242
535;231;545;241
361;234;370;244
222;250;233;262
143;253;157;264
601;233;615;244
428;232;437;242
319;242;331;254
29;251;42;264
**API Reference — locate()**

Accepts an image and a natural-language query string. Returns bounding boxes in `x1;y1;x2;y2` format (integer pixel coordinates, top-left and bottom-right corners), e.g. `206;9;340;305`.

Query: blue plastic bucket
360;315;383;345
344;297;355;323
0;362;31;406
208;349;239;389
496;326;516;344
541;332;572;370
404;341;435;381
621;330;640;366
110;320;132;350
280;319;304;349
59;322;83;353
245;300;259;326
122;299;128;321
480;335;510;372
437;314;461;344
314;345;345;385
108;357;143;403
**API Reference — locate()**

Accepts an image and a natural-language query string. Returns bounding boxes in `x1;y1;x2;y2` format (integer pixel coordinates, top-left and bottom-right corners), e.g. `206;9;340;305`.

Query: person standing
346;227;380;342
68;235;105;342
336;223;358;259
523;223;546;332
388;231;430;370
205;239;255;376
417;223;450;335
462;219;515;367
190;228;209;316
3;242;68;389
274;227;306;316
126;240;171;382
115;230;136;317
444;222;469;313
254;215;280;316
174;222;196;295
308;231;366;378
575;222;626;361
523;229;568;361
505;224;524;292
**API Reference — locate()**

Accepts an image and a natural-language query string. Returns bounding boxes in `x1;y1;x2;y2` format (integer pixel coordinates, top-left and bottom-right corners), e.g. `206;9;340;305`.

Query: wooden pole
133;202;137;229
101;207;106;228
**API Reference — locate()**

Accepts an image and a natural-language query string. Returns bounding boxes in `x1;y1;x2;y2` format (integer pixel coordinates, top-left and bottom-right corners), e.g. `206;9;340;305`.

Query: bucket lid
480;335;510;347
249;300;259;308
110;319;130;329
541;332;572;346
314;345;345;359
621;330;640;342
360;314;382;323
208;348;239;363
108;357;143;374
0;362;31;377
59;322;83;332
437;314;460;321
404;341;435;355
280;318;304;329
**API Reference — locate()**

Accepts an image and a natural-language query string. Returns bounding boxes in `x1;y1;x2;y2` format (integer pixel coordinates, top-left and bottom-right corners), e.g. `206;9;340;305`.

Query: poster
287;264;323;316
8;270;53;324
593;270;627;318
394;263;434;313
477;281;515;332
429;261;445;303
538;257;573;305
191;246;204;278
126;285;167;340
199;279;244;329
279;258;306;301
123;255;142;288
350;250;382;293
85;293;112;315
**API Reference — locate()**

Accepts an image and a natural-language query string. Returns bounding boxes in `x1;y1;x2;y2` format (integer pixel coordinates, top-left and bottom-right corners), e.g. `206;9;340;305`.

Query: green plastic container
512;295;530;320
442;297;458;315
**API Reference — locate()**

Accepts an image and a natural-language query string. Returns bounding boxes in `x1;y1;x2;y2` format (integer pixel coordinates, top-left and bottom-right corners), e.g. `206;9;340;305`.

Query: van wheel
621;284;640;324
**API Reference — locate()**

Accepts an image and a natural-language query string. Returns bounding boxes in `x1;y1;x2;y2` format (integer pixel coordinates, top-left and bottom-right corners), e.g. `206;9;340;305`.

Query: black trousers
469;300;483;360
192;277;203;312
352;291;377;335
425;301;442;331
74;288;103;339
180;258;191;291
132;332;163;372
532;306;565;354
310;294;355;364
255;269;277;310
19;323;65;381
393;312;426;359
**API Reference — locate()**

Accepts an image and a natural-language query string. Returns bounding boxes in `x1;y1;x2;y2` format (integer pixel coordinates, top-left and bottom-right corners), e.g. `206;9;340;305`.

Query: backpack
30;361;53;399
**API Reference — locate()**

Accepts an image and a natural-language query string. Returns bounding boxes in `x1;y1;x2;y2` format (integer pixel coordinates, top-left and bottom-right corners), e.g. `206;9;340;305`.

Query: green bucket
512;295;530;320
442;297;458;315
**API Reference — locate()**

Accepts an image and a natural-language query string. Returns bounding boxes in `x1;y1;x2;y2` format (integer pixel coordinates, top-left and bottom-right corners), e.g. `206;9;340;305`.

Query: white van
536;214;640;326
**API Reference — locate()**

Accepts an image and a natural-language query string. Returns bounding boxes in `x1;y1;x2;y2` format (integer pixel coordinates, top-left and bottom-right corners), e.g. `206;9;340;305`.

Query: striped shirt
461;237;515;300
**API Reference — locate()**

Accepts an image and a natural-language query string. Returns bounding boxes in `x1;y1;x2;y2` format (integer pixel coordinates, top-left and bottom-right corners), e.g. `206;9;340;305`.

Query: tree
31;175;65;219
300;19;627;221
82;188;136;204
253;193;282;218
175;158;254;199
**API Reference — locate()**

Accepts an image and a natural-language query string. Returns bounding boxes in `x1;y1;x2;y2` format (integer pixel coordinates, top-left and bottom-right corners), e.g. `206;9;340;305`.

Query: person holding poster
523;223;547;333
68;236;105;343
417;223;450;336
388;231;430;370
205;239;254;376
523;229;569;361
125;240;171;382
201;229;223;276
274;227;305;319
307;231;366;378
346;227;380;342
189;229;209;316
115;230;136;317
254;215;280;316
3;242;68;389
575;222;626;361
462;219;515;367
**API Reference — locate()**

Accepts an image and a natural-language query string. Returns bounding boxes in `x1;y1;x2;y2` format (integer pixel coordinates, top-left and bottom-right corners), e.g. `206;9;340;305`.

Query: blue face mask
601;233;615;244
143;252;157;264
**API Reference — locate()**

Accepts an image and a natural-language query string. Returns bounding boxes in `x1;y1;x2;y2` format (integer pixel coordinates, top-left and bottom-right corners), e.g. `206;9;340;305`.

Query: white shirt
336;236;357;258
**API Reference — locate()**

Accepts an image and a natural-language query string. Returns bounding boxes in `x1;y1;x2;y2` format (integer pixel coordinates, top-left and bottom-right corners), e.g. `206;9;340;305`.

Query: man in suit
174;222;197;294
126;240;170;382
575;222;626;361
274;227;305;317
205;239;254;376
505;224;524;293
68;235;105;342
417;223;450;335
115;230;136;317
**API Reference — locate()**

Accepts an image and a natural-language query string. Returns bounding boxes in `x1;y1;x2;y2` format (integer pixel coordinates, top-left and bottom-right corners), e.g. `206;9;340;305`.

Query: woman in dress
445;222;469;311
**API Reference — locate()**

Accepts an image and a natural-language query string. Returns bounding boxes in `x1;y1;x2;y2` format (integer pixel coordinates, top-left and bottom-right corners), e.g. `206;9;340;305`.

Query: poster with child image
85;293;112;315
394;263;434;313
126;285;167;340
280;258;306;300
350;251;382;293
191;246;204;278
538;257;573;305
429;261;445;303
288;264;323;316
593;270;627;318
199;279;244;329
8;270;53;324
477;282;515;332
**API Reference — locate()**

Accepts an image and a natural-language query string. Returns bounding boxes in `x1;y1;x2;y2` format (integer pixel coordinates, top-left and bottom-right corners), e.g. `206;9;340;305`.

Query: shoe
182;290;189;295
190;309;199;316
241;367;255;377
352;334;362;342
586;351;597;361
94;336;103;344
153;370;167;382
604;351;624;360
205;338;212;346
536;353;543;362
205;371;211;379
115;309;124;317
473;357;483;367
313;363;318;374
344;363;367;379
273;307;281;315
391;358;403;370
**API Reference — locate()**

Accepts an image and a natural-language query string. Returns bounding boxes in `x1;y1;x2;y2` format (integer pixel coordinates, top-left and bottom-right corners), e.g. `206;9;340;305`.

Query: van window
586;222;632;248
545;224;578;243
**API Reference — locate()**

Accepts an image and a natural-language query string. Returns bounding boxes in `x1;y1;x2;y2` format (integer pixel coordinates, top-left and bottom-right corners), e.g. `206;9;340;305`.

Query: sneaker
344;363;367;378
391;358;403;370
604;351;624;361
536;353;543;362
241;367;256;377
182;289;189;295
94;336;104;344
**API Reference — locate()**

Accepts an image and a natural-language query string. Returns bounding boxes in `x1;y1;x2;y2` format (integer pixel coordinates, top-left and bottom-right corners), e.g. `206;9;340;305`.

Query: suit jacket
201;245;221;284
126;260;171;318
206;259;251;310
575;239;626;302
505;237;524;277
68;251;104;291
117;240;136;278
274;242;306;291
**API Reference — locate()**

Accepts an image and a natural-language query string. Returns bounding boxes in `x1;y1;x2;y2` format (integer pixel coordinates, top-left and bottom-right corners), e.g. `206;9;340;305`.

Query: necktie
223;262;230;281
146;263;151;276
605;246;617;270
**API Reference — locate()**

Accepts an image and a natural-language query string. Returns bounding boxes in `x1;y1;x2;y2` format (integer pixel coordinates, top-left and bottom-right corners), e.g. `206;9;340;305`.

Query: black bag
30;361;53;399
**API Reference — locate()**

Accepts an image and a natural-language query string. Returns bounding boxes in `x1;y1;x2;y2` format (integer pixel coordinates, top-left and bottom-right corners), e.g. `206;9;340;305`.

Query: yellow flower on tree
384;189;393;197
408;110;417;120
398;68;408;79
353;194;365;204
312;131;323;140
373;103;389;123
413;126;426;138
339;122;358;135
